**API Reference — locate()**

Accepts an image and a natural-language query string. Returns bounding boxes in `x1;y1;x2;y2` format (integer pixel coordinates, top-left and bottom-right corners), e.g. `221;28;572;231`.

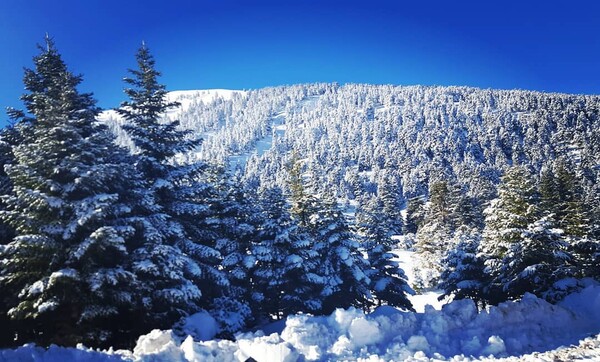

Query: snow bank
2;283;600;361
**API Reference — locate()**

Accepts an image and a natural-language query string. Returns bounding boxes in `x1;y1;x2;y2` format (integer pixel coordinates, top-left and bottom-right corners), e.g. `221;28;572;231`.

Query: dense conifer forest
0;38;598;352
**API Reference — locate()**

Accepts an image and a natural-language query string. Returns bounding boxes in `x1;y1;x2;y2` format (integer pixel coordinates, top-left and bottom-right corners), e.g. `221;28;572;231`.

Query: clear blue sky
1;0;599;116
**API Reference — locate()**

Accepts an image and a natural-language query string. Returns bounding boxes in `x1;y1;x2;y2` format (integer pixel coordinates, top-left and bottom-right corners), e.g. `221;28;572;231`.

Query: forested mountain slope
102;83;600;203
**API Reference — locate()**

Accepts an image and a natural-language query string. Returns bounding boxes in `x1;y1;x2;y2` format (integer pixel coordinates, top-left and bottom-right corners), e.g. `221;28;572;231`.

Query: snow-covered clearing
394;248;445;312
3;283;600;361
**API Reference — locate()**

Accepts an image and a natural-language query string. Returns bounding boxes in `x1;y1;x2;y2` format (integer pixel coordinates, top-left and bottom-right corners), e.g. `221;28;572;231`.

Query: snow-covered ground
394;248;445;312
3;282;600;361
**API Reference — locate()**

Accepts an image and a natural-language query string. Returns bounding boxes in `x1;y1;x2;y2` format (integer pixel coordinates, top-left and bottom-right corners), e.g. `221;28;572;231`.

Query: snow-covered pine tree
478;166;538;304
117;42;197;163
0;126;19;348
0;37;161;348
539;160;597;282
376;171;405;236
538;165;561;219
0;126;18;244
413;180;454;290
288;160;370;315
202;172;257;336
308;193;371;314
117;43;225;332
404;196;425;235
439;226;485;308
448;182;483;230
497;217;574;302
251;187;321;320
356;198;413;311
553;160;587;237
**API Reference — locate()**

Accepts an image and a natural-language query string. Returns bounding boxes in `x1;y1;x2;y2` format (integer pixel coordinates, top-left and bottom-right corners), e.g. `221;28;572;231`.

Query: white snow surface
394;248;445;312
3;282;600;361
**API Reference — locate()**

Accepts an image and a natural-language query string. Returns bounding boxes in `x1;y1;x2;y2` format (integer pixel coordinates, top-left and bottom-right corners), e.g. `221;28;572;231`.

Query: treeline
410;161;600;306
0;38;411;349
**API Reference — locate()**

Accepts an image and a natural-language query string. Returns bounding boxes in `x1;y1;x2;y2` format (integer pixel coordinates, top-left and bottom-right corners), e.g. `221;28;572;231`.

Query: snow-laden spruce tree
478;166;538;304
540;160;587;237
439;226;485;307
197;172;258;336
288;160;370;314
356;198;413;311
413;180;454;290
0;37;163;348
499;216;574;302
251;187;322;320
404;196;425;235
0;126;18;245
0;126;19;348
575;181;600;280
308;193;371;314
541;160;599;284
117;43;228;331
376;171;405;235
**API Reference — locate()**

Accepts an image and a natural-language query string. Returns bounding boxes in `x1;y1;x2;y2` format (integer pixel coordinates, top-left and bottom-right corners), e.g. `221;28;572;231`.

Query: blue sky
1;0;599;114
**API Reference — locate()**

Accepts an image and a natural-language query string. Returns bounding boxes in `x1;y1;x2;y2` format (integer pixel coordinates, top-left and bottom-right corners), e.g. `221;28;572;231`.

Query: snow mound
2;284;600;361
177;310;219;341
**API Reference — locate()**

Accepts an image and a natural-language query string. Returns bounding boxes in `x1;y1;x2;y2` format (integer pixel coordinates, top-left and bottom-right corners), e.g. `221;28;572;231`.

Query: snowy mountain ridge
166;89;247;113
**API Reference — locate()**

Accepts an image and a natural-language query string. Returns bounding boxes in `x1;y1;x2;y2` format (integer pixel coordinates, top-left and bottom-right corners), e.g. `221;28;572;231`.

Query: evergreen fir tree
357;198;413;311
251;187;322;320
117;42;196;162
439;226;485;308
428;180;451;225
377;172;404;235
117;43;225;332
478;166;538;304
206;174;257;336
404;196;426;234
497;217;574;302
538;166;561;219
448;182;482;230
570;180;600;280
413;180;454;289
0;126;19;347
554;160;587;237
288;161;370;315
308;194;371;314
0;37;163;348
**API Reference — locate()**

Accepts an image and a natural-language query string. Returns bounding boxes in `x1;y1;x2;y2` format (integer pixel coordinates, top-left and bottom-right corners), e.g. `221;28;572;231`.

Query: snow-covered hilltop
103;83;600;200
166;89;247;113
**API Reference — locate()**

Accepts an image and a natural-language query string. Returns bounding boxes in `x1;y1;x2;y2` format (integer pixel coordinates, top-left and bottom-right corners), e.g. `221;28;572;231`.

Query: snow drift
2;282;600;361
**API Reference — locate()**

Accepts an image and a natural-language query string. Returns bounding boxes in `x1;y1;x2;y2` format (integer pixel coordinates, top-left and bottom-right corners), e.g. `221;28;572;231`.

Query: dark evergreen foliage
439;226;485;307
357;198;413;311
0;37;158;348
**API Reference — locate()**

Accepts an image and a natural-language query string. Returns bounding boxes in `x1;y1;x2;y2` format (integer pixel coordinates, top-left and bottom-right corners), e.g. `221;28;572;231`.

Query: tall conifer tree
117;43;225;332
0;37;159;348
